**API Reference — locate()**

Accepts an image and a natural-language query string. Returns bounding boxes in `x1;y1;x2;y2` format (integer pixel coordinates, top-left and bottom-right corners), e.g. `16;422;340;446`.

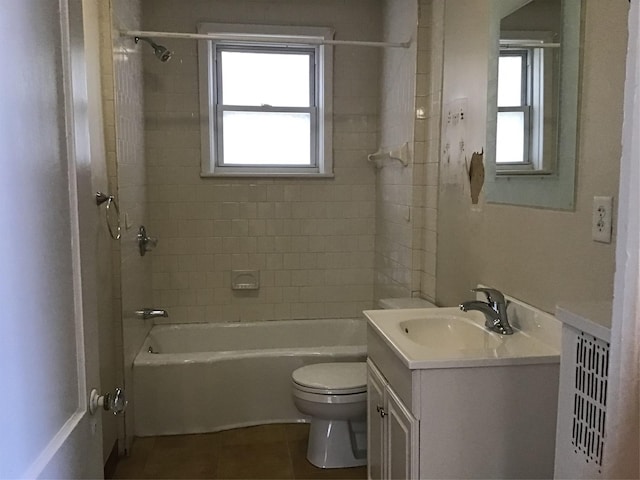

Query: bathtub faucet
136;308;169;319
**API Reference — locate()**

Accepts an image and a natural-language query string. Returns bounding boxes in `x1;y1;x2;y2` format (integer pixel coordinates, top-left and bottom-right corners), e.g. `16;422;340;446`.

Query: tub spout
136;308;169;319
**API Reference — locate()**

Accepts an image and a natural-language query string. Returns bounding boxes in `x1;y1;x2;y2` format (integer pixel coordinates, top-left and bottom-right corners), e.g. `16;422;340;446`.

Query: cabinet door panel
367;361;386;480
386;388;419;480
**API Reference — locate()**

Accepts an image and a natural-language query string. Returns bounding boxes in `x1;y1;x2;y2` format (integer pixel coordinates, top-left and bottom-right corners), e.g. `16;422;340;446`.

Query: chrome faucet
136;308;169;319
459;287;513;335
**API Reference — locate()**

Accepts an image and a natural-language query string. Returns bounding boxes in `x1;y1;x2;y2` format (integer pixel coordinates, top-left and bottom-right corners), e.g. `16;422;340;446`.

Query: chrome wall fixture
95;192;121;240
134;36;173;62
137;225;158;256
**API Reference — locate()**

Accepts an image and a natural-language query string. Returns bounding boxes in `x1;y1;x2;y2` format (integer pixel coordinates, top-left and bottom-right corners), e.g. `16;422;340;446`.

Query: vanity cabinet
367;360;418;480
365;313;560;480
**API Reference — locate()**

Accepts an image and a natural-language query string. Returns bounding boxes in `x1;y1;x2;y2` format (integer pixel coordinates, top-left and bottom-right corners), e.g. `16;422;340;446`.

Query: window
496;34;557;173
198;24;334;177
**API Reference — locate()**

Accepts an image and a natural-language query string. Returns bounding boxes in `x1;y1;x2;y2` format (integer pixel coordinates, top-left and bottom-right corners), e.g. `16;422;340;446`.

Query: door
367;361;387;480
385;388;418;480
0;0;103;478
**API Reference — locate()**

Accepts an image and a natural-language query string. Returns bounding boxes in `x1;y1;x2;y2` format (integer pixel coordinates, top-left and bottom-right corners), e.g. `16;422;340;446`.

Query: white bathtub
133;318;367;436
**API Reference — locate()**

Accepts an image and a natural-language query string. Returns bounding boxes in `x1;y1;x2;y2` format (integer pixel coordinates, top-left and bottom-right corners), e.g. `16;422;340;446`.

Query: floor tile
284;423;310;442
218;424;288;447
111;424;367;480
217;441;293;479
288;439;367;480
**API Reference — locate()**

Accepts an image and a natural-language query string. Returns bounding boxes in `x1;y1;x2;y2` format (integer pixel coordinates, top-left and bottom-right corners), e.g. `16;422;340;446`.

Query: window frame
497;49;532;167
198;23;334;177
496;31;555;175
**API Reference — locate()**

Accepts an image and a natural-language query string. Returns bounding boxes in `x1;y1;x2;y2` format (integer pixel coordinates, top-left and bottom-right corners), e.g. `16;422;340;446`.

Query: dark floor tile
217;441;293;479
289;439;366;480
218;424;288;447
143;434;220;479
284;423;310;442
112;437;156;479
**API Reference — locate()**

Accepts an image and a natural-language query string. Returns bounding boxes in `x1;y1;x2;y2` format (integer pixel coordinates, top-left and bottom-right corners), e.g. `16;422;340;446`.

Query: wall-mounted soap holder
231;270;260;290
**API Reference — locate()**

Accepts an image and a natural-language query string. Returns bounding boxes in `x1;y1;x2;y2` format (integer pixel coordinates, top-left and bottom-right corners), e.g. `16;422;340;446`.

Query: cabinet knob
376;405;387;417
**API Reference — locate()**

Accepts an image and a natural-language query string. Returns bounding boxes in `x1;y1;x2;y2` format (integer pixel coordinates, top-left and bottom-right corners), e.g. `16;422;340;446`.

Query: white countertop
555;301;612;342
364;306;560;370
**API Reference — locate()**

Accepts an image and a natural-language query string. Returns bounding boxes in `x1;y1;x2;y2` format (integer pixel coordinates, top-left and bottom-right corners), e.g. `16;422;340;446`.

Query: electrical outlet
592;196;613;243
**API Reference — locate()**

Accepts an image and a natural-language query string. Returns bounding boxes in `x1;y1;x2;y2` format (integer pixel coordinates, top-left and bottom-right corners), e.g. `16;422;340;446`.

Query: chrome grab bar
95;192;121;240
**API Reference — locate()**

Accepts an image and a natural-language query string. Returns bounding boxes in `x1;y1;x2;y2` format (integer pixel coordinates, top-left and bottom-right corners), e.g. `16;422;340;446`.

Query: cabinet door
367;361;387;480
385;387;419;480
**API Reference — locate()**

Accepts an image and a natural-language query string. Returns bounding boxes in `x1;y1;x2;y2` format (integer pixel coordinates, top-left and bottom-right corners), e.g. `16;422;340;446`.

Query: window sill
200;171;335;179
496;168;554;176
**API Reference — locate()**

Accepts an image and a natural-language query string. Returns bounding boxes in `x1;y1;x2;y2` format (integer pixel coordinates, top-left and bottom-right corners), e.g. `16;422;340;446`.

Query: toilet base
306;418;367;469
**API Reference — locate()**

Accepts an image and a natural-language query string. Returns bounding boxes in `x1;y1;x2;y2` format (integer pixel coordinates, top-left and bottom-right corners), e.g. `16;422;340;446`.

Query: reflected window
496;45;545;168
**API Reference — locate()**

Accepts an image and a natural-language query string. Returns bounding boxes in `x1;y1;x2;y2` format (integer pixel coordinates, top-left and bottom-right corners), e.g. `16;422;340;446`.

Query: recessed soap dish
231;270;260;290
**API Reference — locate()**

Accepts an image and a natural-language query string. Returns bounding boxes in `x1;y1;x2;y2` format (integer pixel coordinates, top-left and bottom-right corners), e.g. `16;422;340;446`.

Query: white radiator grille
571;332;609;470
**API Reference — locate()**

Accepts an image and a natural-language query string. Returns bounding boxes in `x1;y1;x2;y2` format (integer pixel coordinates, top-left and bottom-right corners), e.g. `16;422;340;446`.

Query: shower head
135;36;173;62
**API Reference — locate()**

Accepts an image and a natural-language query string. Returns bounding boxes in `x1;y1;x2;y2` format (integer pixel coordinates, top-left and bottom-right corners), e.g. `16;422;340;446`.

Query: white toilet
292;362;367;468
291;297;435;469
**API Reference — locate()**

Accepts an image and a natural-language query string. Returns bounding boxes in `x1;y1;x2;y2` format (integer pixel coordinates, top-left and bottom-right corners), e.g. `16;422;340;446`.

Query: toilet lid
292;362;367;395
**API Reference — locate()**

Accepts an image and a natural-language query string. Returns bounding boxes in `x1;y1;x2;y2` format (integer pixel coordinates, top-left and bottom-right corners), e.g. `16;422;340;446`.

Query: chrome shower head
135;36;173;62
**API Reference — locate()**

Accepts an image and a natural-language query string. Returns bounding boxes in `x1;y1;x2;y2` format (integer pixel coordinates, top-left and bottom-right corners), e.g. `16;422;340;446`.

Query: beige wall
142;0;381;322
436;0;628;313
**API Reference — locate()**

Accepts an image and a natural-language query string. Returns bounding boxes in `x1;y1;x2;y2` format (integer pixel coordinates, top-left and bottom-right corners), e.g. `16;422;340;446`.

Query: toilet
292;362;367;468
291;297;435;469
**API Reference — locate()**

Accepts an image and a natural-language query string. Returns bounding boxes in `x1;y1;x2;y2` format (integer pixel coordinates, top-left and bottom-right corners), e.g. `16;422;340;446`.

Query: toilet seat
292;362;367;395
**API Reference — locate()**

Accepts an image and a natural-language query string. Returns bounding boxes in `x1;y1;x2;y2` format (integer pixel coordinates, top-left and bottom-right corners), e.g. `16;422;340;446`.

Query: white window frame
198;23;334;177
497;31;555;174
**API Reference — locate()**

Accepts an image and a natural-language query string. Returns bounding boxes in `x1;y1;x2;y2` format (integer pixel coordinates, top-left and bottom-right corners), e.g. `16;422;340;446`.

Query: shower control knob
89;387;127;415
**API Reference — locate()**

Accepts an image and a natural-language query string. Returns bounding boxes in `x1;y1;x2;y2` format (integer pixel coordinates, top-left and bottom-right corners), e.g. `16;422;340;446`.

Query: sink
364;305;560;369
399;315;502;351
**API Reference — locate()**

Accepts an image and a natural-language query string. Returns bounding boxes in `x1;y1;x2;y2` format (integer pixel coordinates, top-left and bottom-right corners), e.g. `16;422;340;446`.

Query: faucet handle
471;287;505;304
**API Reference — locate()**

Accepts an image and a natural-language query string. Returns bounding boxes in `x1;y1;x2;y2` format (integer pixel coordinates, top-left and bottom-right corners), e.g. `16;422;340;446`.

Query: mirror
485;0;582;210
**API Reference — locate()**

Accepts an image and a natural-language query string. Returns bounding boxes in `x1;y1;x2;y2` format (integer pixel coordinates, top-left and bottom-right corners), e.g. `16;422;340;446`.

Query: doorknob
89;387;127;415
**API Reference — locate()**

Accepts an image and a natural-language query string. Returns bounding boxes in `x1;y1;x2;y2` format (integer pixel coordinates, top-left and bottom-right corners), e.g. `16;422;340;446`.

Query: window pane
498;55;523;107
496;111;525;163
222;111;311;165
221;51;311;107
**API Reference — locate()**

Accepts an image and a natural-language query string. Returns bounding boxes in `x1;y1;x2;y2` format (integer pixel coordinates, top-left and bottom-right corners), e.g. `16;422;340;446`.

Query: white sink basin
399;315;502;351
364;305;560;369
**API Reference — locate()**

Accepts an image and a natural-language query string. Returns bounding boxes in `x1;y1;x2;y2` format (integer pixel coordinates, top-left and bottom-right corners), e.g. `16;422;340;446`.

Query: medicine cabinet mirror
485;0;582;210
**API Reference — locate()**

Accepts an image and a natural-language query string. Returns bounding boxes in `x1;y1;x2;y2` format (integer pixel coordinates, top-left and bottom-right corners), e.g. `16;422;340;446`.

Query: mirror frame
485;0;582;210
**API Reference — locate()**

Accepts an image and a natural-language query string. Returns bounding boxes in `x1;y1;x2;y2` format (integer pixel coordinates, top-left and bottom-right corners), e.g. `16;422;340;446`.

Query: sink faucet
136;308;169;319
459;287;513;335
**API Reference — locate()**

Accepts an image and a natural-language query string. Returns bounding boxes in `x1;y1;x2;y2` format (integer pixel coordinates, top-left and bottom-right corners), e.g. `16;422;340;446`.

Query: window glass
220;50;312;107
222;111;311;165
496;111;525;163
498;55;524;107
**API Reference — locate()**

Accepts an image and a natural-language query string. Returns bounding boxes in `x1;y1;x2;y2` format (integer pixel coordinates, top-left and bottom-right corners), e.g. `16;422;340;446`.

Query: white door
0;0;103;478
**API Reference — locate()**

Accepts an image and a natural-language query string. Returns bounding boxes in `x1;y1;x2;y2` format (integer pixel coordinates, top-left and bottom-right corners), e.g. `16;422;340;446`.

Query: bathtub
133;318;367;436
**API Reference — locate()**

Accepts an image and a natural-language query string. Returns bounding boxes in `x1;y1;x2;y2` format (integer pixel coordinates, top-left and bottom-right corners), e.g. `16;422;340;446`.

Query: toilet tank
377;298;436;309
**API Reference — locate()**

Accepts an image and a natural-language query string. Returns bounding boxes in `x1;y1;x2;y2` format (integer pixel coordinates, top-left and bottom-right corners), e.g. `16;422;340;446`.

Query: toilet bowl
292;362;367;469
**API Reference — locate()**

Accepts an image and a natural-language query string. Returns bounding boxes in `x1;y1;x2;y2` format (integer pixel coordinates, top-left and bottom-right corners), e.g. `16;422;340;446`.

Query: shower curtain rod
122;30;411;49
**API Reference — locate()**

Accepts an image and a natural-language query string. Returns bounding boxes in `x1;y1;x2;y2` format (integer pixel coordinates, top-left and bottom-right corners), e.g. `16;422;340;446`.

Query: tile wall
374;0;441;304
414;0;444;302
103;0;153;449
375;0;418;301
141;0;381;323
